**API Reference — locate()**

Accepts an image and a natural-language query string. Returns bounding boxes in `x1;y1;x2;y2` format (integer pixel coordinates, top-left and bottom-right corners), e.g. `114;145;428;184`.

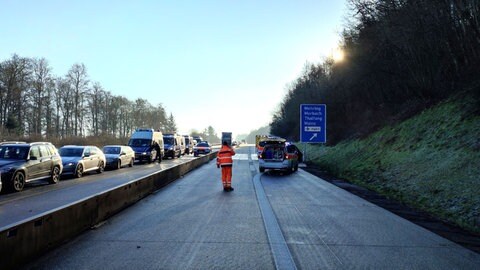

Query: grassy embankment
304;93;480;233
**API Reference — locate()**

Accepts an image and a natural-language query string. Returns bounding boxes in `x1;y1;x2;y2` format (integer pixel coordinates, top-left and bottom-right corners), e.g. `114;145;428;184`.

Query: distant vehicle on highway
221;132;232;146
59;145;106;178
192;135;203;145
258;142;301;173
0;142;63;192
193;142;212;157
163;134;182;159
179;135;186;156
128;128;164;163
183;135;194;155
102;145;135;169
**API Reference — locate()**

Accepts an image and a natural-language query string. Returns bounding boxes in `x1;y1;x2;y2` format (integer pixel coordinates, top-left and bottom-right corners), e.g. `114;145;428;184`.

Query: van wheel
49;166;61;184
11;171;26;192
117;160;121;170
129;158;134;167
294;164;298;172
259;167;265;173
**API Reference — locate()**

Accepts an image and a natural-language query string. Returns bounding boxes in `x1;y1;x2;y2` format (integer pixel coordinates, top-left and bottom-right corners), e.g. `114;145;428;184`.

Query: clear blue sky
0;0;347;137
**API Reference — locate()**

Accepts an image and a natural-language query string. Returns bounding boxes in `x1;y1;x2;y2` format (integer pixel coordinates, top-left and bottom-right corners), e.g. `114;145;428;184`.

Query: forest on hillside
271;0;480;144
0;58;179;139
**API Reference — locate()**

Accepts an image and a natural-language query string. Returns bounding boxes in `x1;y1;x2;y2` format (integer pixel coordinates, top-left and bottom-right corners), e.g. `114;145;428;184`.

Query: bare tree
27;58;53;136
88;82;105;136
66;63;89;136
0;54;31;136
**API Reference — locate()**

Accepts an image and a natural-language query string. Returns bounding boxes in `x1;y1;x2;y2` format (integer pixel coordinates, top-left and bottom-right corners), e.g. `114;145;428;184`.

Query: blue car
59;146;106;178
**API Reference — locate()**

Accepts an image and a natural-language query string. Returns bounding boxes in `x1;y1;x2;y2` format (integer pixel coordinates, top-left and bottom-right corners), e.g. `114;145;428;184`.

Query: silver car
103;145;135;169
59;145;106;178
258;143;301;173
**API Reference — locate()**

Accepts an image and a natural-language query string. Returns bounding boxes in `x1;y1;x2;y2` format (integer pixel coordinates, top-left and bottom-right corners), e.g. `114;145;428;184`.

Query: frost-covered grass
305;94;480;233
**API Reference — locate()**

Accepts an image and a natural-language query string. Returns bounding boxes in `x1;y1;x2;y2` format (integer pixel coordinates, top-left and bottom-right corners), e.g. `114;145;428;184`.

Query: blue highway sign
300;104;326;143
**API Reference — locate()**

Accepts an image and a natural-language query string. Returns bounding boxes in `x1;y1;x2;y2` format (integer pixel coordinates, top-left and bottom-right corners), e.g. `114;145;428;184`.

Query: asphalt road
22;146;480;269
0;155;197;228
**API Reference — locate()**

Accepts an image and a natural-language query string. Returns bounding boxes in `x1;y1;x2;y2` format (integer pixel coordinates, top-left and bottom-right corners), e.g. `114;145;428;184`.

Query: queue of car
0;133;213;193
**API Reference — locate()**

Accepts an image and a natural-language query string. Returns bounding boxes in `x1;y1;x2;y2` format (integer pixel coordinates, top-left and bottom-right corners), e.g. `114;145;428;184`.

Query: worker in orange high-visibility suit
216;141;236;192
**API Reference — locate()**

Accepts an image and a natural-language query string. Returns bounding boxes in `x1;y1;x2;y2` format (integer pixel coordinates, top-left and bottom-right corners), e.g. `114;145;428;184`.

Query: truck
221;132;232;146
128;128;164;163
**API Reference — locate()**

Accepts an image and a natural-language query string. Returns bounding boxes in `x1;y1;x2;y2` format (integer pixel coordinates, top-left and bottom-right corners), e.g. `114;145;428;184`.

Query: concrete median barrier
0;152;217;270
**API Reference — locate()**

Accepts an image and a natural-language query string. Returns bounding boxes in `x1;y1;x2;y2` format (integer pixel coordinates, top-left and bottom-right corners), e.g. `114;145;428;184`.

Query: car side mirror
120;152;126;156
84;153;90;158
30;156;38;160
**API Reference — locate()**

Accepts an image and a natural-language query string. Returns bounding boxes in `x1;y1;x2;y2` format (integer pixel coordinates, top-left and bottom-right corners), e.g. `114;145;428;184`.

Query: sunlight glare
332;48;344;62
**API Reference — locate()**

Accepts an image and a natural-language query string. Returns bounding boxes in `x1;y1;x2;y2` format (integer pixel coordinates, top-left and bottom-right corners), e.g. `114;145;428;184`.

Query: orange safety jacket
217;145;235;167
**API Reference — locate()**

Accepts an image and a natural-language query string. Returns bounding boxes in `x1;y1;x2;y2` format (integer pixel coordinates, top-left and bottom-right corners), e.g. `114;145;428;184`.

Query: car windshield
197;143;209;147
128;139;151;147
164;137;174;145
103;147;120;154
0;145;29;160
59;148;84;157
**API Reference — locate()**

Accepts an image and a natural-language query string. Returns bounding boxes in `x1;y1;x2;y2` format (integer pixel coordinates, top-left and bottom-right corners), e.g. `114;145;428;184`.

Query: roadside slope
307;93;480;233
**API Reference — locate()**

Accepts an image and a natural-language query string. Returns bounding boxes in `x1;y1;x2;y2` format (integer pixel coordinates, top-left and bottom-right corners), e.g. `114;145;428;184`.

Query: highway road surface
20;146;480;269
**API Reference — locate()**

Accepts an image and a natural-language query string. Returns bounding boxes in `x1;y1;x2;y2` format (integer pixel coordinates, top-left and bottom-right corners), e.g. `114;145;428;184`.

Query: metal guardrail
0;152;218;270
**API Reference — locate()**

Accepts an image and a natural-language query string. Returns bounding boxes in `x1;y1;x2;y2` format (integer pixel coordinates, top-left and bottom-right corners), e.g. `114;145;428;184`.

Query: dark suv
0;142;63;192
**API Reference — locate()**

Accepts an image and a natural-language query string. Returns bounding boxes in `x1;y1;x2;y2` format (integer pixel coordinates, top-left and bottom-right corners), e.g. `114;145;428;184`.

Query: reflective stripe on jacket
217;145;235;167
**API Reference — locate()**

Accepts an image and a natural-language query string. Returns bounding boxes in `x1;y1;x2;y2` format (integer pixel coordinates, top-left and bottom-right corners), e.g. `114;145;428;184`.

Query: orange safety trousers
221;166;232;188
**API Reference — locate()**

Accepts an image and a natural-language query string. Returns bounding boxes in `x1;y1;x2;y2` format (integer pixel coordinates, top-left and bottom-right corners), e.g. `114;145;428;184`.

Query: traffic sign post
300;104;326;163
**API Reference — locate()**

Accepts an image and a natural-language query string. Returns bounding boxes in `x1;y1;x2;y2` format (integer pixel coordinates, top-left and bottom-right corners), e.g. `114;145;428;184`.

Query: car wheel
49;166;61;184
10;171;26;192
259;167;265;173
117;160;121;170
294;164;298;172
97;162;105;173
75;164;84;178
129;158;134;167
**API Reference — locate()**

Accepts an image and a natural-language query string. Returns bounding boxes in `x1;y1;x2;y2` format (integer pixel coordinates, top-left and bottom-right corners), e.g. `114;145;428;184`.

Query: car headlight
142;152;147;155
64;162;74;167
168;147;173;150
